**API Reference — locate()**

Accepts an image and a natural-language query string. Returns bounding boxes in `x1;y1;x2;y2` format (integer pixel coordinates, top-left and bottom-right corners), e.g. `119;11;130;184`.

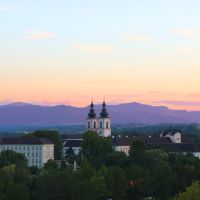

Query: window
100;121;103;129
94;121;96;129
88;122;90;129
106;121;109;129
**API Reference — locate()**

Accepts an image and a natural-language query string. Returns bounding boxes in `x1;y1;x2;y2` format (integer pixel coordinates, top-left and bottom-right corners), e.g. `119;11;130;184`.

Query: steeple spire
88;101;96;118
100;101;109;118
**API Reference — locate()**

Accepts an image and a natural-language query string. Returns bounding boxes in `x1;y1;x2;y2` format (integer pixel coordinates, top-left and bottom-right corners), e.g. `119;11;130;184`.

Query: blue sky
1;0;200;109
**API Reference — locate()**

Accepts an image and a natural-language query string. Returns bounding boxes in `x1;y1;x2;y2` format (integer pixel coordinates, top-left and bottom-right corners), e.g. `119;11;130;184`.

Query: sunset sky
1;0;200;110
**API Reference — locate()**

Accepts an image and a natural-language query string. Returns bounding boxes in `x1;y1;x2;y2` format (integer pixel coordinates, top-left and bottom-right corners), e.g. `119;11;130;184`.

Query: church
87;101;111;137
63;101;200;159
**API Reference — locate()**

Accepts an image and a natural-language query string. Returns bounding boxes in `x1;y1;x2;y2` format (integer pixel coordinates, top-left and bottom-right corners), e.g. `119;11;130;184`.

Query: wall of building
114;145;130;156
63;146;81;158
0;144;54;167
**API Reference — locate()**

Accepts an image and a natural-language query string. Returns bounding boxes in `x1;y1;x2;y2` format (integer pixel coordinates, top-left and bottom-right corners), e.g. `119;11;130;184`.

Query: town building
87;101;111;137
63;101;200;159
112;133;200;158
0;137;54;167
63;134;83;158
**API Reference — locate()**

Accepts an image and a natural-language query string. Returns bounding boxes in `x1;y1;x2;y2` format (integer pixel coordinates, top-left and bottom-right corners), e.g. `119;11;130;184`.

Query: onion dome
100;101;109;118
88;101;96;118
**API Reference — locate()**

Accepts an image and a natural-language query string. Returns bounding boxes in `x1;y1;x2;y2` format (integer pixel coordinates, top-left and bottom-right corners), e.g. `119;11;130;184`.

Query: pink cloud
175;46;193;53
73;43;115;53
154;100;200;107
168;29;199;38
22;30;55;40
85;79;125;85
123;34;156;42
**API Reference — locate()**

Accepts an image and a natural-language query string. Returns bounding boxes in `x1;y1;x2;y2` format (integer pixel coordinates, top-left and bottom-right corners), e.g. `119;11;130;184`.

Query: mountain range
0;102;200;126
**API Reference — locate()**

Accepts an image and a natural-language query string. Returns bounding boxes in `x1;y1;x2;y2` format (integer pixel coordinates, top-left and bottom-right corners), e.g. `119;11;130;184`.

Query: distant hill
0;102;200;126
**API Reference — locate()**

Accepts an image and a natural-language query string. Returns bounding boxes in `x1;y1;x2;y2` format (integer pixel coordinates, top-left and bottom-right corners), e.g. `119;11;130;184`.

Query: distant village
1;101;200;168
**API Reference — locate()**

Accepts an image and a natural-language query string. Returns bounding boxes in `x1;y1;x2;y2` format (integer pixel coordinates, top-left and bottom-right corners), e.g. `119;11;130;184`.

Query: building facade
0;137;54;167
63;134;83;158
113;130;200;158
63;102;200;160
87;101;111;137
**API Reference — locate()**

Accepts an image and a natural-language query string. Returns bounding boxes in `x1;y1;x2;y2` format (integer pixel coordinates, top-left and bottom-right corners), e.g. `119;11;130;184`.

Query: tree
173;182;200;200
129;140;147;166
101;166;127;200
65;147;75;165
104;151;128;168
44;160;58;171
0;166;14;200
90;172;107;200
39;169;79;200
6;183;30;200
81;131;113;168
125;165;149;200
151;160;173;200
0;150;27;168
14;162;30;183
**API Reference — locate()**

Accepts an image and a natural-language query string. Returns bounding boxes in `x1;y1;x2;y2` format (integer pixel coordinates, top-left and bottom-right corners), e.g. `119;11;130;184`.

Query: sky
1;0;200;110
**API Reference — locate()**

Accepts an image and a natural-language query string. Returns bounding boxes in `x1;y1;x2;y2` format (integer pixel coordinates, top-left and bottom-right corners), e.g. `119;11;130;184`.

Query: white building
63;102;200;160
0;137;54;167
87;101;111;137
63;136;82;158
113;131;200;158
160;130;182;143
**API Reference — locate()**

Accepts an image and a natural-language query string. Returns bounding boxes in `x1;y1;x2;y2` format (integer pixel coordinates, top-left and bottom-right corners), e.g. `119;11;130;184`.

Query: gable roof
64;139;82;147
0;137;53;145
112;136;173;146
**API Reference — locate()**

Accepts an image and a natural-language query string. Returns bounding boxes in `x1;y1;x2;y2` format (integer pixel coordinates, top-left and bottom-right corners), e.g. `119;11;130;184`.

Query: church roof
100;101;109;118
88;101;97;118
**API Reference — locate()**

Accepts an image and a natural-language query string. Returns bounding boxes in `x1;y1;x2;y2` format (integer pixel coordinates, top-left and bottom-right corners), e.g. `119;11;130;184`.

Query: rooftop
0;137;54;145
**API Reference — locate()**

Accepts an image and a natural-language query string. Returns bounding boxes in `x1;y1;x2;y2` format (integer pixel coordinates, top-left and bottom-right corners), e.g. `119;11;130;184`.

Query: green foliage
151;160;173;200
65;146;76;164
6;183;30;200
1;130;200;199
39;169;79;200
103;166;127;200
0;150;27;168
129;140;147;165
81;131;113;167
44;160;58;171
173;182;200;200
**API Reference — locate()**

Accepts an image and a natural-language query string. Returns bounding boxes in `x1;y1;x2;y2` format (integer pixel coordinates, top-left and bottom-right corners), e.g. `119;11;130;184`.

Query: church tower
87;101;98;132
97;101;111;137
